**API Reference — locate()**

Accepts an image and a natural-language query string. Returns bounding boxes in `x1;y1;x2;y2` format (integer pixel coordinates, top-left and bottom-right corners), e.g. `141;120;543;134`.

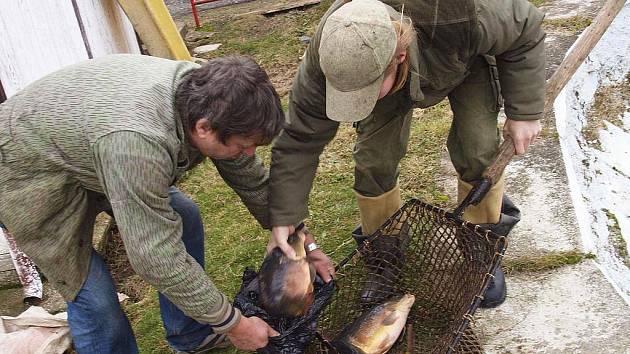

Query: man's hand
303;228;335;283
268;225;296;258
227;315;279;351
307;249;335;283
502;119;541;155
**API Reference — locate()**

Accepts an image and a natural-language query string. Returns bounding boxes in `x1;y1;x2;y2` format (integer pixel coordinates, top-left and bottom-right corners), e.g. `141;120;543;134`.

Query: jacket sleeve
211;154;271;229
269;9;340;227
93;131;240;334
475;0;546;120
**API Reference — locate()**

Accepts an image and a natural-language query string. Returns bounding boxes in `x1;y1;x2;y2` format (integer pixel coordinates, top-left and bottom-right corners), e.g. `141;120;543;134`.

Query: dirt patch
98;223;151;303
192;0;320;24
265;64;298;98
180;0;333;102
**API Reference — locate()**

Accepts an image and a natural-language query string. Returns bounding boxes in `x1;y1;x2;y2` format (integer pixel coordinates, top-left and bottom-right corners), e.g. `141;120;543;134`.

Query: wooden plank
237;0;321;17
0;1;88;98
116;0;192;60
74;0;140;58
263;0;320;15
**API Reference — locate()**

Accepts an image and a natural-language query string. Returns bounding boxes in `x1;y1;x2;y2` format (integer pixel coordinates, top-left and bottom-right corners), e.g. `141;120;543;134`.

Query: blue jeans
67;187;215;353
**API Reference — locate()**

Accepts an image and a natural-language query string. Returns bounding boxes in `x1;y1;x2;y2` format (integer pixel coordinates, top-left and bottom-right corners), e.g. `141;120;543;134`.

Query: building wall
0;0;140;101
0;0;140;280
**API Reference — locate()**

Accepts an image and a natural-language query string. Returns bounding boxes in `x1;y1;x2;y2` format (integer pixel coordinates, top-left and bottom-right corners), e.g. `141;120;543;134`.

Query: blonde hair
387;15;416;94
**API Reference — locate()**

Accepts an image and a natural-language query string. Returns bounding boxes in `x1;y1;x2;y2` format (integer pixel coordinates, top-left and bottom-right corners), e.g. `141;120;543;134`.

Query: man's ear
192;118;212;137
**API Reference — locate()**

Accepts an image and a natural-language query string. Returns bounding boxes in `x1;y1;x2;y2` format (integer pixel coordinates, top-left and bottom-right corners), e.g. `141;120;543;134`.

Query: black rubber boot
352;225;368;246
480;267;507;308
478;195;520;308
352;225;410;305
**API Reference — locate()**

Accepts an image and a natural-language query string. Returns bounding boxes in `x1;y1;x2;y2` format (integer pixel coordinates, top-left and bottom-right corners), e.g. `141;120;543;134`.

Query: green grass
125;294;170;353
195;0;334;67
400;101;453;206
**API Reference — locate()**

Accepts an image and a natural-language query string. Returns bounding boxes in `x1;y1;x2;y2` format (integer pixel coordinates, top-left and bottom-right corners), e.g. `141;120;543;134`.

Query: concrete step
477;261;630;353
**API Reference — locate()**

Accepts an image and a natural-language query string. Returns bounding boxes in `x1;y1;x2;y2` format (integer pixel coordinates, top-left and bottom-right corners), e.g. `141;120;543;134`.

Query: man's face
190;118;260;160
207;134;259;160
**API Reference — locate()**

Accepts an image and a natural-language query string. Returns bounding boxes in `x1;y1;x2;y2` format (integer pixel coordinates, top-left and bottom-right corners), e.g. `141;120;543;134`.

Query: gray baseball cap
319;0;397;122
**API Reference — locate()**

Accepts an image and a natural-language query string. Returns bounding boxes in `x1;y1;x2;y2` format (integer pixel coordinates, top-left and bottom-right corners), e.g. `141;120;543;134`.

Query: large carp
331;294;415;354
259;231;315;317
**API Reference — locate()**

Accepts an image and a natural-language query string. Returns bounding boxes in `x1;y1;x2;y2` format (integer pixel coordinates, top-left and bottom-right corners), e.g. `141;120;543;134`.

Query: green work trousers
353;56;502;197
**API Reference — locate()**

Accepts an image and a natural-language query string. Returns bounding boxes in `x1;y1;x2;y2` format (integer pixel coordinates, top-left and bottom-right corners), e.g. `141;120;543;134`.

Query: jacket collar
382;2;426;103
407;35;427;102
175;110;204;172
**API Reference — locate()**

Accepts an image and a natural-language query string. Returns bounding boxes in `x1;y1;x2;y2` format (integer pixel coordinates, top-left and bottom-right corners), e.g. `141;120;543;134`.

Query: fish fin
288;232;307;258
382;311;400;326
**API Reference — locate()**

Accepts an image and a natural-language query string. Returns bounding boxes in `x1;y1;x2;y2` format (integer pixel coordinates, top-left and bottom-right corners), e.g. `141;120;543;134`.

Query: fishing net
306;198;506;353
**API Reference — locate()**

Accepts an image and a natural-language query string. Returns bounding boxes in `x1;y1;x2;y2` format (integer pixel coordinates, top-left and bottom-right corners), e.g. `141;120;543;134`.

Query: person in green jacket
0;55;283;353
268;0;545;307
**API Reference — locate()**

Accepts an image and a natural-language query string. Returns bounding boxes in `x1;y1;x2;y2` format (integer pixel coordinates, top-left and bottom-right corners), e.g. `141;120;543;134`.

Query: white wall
0;0;140;98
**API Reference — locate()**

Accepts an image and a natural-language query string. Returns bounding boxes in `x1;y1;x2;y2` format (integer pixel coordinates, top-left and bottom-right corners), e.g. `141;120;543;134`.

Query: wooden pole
477;0;627;186
453;0;630;211
116;0;193;61
544;0;627;112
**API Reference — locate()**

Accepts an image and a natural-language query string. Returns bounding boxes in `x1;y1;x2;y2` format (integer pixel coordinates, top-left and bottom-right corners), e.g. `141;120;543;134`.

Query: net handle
454;0;625;217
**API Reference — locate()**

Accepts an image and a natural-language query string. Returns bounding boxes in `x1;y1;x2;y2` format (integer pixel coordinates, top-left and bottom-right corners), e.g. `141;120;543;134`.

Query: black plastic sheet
233;267;335;354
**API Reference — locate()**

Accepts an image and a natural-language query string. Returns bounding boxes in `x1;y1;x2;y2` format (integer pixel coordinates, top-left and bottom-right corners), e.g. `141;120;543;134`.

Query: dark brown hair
175;55;284;145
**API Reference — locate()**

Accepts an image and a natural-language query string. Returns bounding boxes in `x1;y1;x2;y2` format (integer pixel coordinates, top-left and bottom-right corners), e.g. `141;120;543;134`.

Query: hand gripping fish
259;231;316;317
331;294;415;354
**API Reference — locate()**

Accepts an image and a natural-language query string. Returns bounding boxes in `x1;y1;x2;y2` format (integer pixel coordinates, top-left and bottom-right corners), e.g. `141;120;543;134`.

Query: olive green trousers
353;55;502;198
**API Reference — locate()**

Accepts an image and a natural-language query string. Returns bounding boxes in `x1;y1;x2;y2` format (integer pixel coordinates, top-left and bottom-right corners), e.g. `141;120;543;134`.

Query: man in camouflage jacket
0;54;283;353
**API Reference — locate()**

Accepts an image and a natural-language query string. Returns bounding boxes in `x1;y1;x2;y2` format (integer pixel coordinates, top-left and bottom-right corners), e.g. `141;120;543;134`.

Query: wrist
300;224;318;252
209;306;242;334
225;310;245;335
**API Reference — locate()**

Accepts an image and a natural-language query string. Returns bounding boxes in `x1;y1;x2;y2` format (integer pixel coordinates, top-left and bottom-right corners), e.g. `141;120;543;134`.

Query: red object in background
189;0;221;27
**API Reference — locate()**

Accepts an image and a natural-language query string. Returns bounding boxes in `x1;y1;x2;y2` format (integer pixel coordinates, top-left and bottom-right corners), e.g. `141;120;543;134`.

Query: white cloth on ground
0;306;71;354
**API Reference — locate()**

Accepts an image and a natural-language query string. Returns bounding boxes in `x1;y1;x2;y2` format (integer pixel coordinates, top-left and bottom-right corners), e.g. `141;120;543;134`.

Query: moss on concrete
543;15;592;34
504;251;596;274
604;209;629;267
582;73;630;150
